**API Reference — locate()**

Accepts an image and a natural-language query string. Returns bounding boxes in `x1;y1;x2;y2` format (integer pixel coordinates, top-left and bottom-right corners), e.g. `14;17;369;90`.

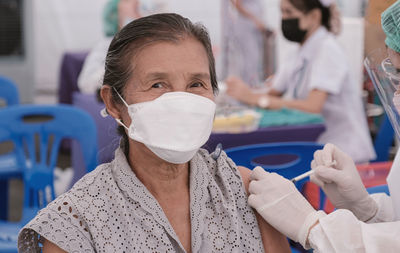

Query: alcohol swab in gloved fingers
291;160;337;183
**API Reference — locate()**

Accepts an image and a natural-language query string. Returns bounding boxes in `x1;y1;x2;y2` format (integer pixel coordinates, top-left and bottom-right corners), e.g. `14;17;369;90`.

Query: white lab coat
308;150;400;252
273;27;376;163
77;38;112;94
220;0;265;86
77;1;165;94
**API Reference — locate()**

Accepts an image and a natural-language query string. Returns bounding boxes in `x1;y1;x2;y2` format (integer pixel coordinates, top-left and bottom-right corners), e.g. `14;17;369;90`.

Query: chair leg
319;188;326;211
0;179;8;220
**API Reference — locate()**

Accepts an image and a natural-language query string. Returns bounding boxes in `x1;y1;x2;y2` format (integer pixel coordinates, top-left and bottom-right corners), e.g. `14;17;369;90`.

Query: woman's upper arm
268;88;283;97
304;89;328;112
237;166;291;253
309;41;347;95
42;238;68;253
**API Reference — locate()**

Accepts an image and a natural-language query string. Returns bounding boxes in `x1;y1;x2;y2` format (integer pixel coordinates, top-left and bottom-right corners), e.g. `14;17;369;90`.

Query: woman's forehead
130;38;210;78
280;0;303;15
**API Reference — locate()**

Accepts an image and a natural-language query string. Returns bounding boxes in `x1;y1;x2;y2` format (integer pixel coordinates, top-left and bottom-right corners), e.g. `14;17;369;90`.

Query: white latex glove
310;143;378;222
248;166;326;248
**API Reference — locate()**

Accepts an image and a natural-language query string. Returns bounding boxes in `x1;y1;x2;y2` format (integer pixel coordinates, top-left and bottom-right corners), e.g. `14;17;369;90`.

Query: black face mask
281;18;307;43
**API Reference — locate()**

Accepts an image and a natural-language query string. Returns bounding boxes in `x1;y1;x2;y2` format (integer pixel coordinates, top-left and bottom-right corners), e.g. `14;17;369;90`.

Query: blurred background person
225;0;375;163
77;0;164;95
220;0;270;88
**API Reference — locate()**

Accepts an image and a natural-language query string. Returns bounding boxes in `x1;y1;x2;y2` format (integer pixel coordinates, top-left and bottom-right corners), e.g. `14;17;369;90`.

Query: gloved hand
310;143;378;222
248;166;326;248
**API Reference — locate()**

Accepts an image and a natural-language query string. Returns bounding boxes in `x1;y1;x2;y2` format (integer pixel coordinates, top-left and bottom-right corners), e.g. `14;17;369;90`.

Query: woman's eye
190;82;204;88
151;82;163;88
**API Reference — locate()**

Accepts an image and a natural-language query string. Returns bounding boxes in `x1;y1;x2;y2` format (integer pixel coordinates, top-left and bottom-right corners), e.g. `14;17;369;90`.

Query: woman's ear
308;8;322;28
100;85;123;120
301;8;322;30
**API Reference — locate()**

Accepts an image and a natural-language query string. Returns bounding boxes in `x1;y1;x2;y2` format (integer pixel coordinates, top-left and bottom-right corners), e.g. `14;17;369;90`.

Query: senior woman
18;14;290;252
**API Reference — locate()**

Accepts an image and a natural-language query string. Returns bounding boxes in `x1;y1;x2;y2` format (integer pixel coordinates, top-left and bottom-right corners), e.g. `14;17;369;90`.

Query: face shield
364;48;400;140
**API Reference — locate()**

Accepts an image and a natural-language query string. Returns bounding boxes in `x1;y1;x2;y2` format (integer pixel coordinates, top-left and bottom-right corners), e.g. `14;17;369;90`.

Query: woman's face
280;0;304;20
120;36;215;126
280;0;319;31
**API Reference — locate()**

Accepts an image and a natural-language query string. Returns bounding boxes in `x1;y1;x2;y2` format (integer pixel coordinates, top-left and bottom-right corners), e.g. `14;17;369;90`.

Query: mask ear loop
115;119;129;131
113;86;129;107
112;87;130;131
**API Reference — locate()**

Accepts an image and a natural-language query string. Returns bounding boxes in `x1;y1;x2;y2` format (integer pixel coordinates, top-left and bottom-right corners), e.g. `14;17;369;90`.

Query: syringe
291;160;337;183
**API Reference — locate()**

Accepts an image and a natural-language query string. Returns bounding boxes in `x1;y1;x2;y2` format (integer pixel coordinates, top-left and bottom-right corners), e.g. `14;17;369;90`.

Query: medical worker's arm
225;76;287;105
311;143;380;222
248;167;326;249
308;209;400;253
266;89;328;113
225;76;328;112
248;167;400;253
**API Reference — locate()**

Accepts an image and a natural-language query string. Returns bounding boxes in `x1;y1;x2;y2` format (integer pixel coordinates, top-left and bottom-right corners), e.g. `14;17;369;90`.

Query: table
205;124;325;153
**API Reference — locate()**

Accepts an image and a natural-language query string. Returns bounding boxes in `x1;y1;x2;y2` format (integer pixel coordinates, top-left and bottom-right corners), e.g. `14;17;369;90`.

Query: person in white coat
78;0;164;94
220;0;268;87
247;1;400;252
225;0;375;163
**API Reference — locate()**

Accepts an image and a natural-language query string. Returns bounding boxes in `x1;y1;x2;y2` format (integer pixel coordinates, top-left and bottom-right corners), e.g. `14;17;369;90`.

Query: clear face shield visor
364;48;400;141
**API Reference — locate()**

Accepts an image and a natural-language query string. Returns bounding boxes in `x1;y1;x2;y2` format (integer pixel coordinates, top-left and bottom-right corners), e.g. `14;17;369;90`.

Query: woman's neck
127;141;190;198
301;25;321;46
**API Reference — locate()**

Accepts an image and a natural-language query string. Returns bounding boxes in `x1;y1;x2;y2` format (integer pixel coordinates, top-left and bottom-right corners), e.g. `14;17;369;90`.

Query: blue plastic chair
0;76;19;221
373;115;394;162
366;184;390;195
0;165;54;253
0;76;19;106
0;105;98;252
225;142;325;209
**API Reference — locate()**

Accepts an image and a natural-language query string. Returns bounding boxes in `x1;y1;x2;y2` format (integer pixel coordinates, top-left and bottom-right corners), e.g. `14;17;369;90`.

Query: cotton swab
291;170;315;183
290;160;337;183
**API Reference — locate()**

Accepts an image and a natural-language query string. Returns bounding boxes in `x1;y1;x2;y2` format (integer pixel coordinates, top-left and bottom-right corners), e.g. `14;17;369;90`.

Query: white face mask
115;90;216;164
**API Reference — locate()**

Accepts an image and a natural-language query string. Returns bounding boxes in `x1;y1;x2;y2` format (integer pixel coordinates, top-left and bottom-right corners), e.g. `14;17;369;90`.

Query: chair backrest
225;142;323;188
0;76;19;106
366;184;390;195
0;105;98;222
373;115;394;162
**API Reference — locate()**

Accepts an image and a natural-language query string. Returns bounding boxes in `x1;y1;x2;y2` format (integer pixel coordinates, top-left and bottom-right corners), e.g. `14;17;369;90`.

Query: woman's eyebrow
145;72;169;80
144;72;210;80
191;72;210;80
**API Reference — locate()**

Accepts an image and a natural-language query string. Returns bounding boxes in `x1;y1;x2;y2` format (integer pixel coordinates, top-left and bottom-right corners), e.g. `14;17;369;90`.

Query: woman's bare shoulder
42;239;67;253
237;166;291;253
237;166;251;193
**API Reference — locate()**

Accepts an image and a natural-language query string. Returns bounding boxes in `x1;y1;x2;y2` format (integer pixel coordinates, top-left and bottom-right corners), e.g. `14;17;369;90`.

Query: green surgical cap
103;0;119;37
382;1;400;53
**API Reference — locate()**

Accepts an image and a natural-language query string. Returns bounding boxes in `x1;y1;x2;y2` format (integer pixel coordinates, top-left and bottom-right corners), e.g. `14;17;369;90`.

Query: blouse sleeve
308;39;348;95
271;66;289;93
18;194;94;253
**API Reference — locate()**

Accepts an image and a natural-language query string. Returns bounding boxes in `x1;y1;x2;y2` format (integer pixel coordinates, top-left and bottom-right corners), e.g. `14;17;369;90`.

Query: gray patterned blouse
18;148;265;252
